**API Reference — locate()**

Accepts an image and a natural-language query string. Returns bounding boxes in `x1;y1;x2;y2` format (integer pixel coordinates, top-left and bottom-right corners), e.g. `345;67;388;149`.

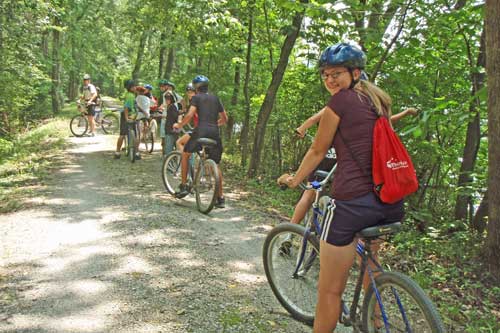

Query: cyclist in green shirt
114;79;139;159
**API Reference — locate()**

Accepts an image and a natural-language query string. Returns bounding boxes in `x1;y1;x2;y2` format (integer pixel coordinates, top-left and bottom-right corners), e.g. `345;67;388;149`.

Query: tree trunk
276;126;283;174
454;29;486;221
164;47;175;79
50;17;62;115
158;31;167;78
132;30;150;81
247;0;307;177
263;0;274;71
484;0;500;282
472;191;488;233
227;63;240;141
67;40;79;101
240;2;254;168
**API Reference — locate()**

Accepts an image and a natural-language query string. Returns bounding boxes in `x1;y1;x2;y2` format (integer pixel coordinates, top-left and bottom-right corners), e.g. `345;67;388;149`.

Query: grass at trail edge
0;106;75;213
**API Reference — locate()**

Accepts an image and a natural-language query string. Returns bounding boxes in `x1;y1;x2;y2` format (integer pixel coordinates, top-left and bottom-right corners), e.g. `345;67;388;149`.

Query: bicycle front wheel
262;223;320;326
70;115;88;137
101;113;119;134
194;159;220;214
162;151;182;195
362;271;445;333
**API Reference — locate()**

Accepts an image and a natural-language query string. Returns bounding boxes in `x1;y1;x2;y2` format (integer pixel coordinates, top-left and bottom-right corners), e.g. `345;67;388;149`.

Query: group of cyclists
80;41;421;332
108;75;227;208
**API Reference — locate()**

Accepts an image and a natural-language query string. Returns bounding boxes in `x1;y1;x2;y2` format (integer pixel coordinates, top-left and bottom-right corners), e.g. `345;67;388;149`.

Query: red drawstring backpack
371;116;418;203
339;112;418;204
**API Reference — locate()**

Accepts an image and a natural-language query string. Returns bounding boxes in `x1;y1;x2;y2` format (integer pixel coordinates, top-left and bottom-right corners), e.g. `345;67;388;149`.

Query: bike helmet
159;79;168;86
124;79;135;90
83;74;91;80
192;75;209;89
186;83;195;92
165;80;176;89
144;84;153;90
318;43;366;70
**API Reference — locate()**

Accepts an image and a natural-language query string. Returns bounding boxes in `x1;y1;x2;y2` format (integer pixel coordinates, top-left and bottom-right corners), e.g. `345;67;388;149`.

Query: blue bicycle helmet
192;75;209;89
319;43;366;70
144;84;153;90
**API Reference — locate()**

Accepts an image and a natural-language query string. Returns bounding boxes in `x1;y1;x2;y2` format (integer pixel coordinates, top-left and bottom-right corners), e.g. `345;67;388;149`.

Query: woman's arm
218;110;228;126
296;108;326;137
390;107;418;123
173;105;196;129
284;106;339;188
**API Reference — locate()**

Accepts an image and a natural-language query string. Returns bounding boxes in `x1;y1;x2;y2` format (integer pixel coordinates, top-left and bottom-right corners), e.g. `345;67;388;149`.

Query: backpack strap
337;107;383;191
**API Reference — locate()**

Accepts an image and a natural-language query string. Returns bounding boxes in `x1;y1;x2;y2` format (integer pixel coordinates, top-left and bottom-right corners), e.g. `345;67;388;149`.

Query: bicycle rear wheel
142;130;154;153
127;128;136;163
262;223;320;326
194;159;220;214
162;151;182;194
70;115;88;137
362;271;445;333
101;113;119;134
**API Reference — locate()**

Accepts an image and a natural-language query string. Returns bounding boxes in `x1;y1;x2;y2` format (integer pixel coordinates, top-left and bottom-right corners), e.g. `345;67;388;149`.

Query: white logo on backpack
386;158;409;170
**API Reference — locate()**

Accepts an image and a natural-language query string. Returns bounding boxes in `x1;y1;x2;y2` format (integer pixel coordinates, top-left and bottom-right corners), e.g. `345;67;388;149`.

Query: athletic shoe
135;154;142;160
113;153;121;159
175;183;189;198
215;197;225;208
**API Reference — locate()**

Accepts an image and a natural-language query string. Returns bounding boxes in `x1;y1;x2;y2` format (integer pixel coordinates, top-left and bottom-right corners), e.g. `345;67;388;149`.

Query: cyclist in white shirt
81;74;98;136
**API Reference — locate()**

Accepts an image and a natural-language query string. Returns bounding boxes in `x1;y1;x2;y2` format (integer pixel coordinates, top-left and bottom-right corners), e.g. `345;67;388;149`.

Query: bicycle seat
314;170;330;180
357;222;401;239
198;138;217;147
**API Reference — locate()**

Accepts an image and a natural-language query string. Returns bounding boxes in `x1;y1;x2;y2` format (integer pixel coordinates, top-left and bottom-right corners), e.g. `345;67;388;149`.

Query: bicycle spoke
363;272;444;333
266;228;319;321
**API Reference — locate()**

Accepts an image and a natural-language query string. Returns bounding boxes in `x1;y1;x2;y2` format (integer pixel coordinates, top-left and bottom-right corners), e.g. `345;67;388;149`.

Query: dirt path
0;133;313;332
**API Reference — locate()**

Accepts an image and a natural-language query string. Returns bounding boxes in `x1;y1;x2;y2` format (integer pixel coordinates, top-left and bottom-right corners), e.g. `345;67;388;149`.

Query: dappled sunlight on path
0;132;320;332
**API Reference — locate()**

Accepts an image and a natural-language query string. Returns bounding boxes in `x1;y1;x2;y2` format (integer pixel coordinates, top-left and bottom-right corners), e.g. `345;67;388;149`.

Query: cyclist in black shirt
173;75;228;208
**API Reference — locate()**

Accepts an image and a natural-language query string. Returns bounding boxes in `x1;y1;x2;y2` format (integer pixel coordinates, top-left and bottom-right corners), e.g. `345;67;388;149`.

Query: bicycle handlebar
279;164;336;192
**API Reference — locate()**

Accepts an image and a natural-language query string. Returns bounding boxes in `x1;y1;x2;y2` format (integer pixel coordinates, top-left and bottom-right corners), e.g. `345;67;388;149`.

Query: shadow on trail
0;134;309;333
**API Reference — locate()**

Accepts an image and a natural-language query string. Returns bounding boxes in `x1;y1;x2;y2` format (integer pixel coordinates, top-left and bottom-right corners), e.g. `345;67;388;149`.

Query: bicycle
138;117;155;154
70;100;119;137
263;167;445;332
161;138;220;214
125;120;139;163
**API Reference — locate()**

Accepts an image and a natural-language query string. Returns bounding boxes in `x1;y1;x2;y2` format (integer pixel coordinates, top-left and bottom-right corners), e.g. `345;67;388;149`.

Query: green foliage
2;0;497;328
0;116;68;213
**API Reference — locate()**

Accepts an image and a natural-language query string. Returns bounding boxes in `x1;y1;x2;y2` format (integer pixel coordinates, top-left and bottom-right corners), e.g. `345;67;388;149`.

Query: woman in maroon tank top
278;43;405;332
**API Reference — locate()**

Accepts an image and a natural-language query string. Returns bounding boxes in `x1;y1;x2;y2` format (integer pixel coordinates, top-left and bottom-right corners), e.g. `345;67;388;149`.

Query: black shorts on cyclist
183;92;224;164
184;127;222;164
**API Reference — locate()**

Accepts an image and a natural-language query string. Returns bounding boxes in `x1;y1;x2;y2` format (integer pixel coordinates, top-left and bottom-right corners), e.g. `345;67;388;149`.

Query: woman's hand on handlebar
295;127;306;138
277;173;298;189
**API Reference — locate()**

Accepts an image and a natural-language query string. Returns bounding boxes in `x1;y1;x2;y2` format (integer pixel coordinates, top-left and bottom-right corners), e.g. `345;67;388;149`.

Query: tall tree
484;0;500;281
240;1;254;168
50;14;63;115
247;0;307;177
454;29;486;223
132;30;150;81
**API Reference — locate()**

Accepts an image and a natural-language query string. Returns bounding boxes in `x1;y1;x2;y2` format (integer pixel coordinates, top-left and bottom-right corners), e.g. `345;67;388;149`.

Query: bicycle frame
290;164;411;333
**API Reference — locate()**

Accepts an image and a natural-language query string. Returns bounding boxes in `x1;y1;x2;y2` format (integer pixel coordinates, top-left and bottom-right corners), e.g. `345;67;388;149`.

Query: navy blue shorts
86;104;96;117
320;192;404;246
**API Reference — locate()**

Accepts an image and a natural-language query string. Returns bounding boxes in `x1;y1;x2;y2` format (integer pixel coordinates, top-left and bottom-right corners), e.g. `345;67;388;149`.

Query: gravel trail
0;133;319;332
